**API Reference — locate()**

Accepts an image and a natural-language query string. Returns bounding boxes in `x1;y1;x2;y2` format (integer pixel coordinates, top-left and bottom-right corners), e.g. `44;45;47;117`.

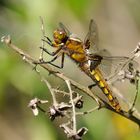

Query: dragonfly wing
87;49;127;77
59;22;71;36
84;19;98;52
92;50;130;78
100;55;139;81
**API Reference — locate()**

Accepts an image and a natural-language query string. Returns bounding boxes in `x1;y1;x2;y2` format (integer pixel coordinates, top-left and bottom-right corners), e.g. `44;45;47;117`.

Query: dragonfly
38;19;131;112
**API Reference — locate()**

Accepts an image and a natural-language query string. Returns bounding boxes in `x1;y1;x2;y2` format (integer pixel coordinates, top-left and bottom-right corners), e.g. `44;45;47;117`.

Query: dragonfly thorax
69;34;82;42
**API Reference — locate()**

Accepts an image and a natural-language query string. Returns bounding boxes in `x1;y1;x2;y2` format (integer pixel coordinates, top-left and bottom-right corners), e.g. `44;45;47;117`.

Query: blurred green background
0;0;140;140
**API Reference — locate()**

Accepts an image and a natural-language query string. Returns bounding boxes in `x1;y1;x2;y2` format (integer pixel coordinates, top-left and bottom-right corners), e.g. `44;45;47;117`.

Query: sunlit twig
39;16;45;62
66;80;77;133
1;35;140;126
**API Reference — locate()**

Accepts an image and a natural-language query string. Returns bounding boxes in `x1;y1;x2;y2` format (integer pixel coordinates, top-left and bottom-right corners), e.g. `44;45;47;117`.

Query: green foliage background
0;0;140;140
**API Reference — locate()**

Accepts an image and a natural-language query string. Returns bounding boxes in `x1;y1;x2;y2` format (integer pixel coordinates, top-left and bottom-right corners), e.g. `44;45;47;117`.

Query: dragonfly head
53;29;67;44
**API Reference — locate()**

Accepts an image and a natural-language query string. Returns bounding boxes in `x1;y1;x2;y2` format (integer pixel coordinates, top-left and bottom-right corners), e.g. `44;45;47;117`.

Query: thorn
22;56;26;60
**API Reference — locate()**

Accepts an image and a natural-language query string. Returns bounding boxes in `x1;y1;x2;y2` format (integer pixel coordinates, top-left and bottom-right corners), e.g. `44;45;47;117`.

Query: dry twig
1;35;140;127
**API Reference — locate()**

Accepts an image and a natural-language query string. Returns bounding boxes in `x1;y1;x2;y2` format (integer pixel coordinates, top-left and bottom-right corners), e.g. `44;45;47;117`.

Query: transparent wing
99;53;139;80
84;19;98;52
59;22;71;36
100;55;129;76
96;49;129;67
88;49;130;78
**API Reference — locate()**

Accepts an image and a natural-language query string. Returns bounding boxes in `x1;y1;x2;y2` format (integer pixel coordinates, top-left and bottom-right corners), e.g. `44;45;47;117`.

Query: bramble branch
1;35;140;127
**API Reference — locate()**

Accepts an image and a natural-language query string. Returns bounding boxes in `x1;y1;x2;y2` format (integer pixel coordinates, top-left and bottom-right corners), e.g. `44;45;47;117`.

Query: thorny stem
66;80;77;133
76;106;99;115
52;89;70;96
39;16;45;61
39;17;57;104
42;77;58;105
130;79;139;113
1;35;140;126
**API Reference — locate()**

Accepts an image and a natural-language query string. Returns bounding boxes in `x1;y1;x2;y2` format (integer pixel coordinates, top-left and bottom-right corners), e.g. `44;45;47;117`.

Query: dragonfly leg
47;53;65;69
88;83;97;89
48;52;65;69
35;53;65;69
41;36;64;56
42;36;53;46
40;45;63;56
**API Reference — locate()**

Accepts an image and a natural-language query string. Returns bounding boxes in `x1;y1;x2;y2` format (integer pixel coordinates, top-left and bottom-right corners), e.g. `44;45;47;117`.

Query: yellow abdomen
90;68;121;112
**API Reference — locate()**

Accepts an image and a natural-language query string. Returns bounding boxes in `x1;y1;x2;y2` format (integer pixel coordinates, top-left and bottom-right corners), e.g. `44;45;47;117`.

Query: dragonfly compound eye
53;30;66;44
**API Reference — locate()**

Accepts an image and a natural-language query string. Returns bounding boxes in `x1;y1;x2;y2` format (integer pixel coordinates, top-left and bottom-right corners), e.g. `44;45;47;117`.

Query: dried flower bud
60;124;88;140
70;95;84;109
28;98;48;116
75;100;84;109
132;42;140;58
49;106;64;121
49;103;72;121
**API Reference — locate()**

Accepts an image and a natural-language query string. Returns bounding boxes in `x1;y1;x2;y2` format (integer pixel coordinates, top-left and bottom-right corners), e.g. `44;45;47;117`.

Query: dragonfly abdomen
79;62;121;112
90;68;121;112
